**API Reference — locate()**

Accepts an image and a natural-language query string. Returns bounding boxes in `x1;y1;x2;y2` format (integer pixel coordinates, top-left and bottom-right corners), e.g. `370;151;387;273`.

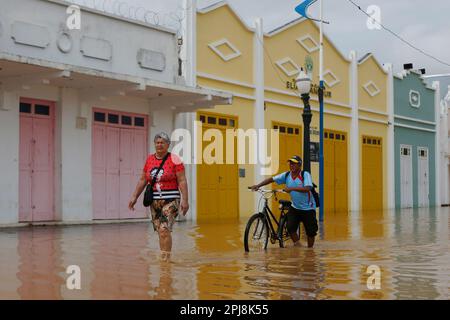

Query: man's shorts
286;206;318;237
149;199;180;232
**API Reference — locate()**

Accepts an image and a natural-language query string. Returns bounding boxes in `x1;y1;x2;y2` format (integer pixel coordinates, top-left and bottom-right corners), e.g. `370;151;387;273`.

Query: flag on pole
294;0;318;19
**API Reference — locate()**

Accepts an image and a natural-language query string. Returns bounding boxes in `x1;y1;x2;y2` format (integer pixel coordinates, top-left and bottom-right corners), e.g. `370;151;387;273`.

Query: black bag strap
149;152;170;189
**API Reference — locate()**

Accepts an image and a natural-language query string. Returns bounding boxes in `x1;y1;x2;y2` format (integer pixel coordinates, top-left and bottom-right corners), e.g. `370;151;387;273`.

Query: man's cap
288;155;302;164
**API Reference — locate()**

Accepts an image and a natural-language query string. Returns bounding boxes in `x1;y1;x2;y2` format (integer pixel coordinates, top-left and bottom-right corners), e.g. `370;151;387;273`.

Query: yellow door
197;113;238;221
362;136;383;211
271;123;302;217
324;130;348;214
324;134;335;213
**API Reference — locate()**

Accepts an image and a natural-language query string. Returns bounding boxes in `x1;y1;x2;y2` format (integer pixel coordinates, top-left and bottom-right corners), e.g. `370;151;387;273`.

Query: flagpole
318;0;324;222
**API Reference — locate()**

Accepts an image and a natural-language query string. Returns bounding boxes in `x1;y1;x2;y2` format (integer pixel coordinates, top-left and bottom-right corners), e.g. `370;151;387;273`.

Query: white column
254;17;264;211
182;0;197;87
444;87;450;205
433;81;441;206
62;88;93;221
385;63;395;209
349;51;359;212
0;90;19;224
181;0;198;221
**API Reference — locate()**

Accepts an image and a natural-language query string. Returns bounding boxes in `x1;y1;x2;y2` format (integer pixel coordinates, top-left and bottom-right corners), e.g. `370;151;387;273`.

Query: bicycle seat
278;200;291;207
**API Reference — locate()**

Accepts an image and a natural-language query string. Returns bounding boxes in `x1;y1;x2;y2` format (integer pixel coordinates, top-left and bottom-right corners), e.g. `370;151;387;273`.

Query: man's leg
303;210;318;248
307;236;315;248
286;207;301;246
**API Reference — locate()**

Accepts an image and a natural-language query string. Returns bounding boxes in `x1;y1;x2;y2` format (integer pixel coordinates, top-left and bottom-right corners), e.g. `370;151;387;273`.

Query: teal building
394;70;437;208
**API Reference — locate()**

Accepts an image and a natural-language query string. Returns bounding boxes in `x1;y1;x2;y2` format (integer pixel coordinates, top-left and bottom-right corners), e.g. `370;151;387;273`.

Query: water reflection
16;227;64;299
0;207;448;300
90;223;151;299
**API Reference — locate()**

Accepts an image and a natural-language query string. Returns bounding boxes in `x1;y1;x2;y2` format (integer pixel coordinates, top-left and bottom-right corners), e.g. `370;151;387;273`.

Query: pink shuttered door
19;117;33;222
119;129;135;219
92;109;148;220
19;99;55;222
132;129;147;218
106;127;120;219
92;125;107;219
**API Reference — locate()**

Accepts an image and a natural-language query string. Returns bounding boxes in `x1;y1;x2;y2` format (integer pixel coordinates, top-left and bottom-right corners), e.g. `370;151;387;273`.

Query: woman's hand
128;196;137;211
249;185;259;191
180;200;189;215
283;187;292;193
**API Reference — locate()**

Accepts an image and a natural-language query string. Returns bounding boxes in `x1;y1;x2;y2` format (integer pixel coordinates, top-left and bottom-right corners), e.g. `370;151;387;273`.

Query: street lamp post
296;68;312;172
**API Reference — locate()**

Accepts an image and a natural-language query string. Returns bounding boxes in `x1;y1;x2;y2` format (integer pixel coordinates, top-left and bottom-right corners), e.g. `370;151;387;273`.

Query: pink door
119;128;134;219
92;125;106;219
132;129;147;218
19;98;55;222
106;126;120;219
92;109;148;220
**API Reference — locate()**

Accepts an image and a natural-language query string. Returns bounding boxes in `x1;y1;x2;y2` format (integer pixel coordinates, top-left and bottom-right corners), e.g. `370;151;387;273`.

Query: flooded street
0;207;448;300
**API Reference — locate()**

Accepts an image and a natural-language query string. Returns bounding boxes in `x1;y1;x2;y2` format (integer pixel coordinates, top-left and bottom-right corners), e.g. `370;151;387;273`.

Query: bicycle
244;188;295;252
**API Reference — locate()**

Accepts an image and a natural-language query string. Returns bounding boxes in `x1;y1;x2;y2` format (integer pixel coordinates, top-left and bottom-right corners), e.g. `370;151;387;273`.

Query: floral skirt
149;199;180;232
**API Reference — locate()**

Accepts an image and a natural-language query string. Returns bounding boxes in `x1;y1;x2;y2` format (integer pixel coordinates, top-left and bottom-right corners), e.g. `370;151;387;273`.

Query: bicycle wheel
278;216;295;248
244;213;269;252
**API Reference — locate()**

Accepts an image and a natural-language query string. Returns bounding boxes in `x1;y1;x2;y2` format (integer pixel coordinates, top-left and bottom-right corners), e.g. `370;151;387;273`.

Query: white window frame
208;38;241;62
409;90;421;108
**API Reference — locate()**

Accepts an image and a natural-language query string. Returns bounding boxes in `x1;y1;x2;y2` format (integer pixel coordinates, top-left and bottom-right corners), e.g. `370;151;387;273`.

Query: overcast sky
71;0;450;75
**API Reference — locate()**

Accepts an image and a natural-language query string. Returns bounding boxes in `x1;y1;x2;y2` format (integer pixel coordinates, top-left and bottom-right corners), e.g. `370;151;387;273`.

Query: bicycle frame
259;194;288;241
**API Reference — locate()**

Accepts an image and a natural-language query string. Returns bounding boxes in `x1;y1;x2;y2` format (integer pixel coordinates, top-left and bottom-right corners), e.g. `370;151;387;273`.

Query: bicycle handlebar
247;187;286;194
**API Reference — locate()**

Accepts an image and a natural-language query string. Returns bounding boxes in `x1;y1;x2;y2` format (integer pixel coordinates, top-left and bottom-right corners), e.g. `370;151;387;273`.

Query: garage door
92;108;148;220
324;130;348;214
197;112;238;221
362;135;383;211
19;98;55;222
271;122;302;217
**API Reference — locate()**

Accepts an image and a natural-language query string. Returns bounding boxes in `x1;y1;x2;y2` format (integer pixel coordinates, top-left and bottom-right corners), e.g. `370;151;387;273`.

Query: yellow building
194;1;393;221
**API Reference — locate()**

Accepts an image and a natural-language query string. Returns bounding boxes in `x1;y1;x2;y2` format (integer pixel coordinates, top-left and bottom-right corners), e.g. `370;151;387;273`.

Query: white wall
0;82;178;224
0;91;20;224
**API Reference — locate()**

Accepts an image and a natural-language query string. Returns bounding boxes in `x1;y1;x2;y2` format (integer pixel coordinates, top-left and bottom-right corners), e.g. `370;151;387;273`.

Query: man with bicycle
249;155;318;248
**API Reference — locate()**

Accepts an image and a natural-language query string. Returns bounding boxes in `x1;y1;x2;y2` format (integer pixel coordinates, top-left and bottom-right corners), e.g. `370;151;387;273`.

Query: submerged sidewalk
0;207;448;299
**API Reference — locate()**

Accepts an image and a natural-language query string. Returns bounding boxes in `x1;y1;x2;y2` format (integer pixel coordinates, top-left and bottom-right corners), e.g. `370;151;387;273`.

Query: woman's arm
128;172;147;210
176;170;189;215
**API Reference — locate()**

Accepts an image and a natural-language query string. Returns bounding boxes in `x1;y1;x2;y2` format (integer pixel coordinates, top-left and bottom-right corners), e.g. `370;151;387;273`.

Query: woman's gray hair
154;132;171;144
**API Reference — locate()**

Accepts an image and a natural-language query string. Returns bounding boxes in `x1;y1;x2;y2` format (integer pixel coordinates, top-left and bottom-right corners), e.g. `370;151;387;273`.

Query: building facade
0;0;230;225
394;70;438;208
194;1;393;221
423;74;450;206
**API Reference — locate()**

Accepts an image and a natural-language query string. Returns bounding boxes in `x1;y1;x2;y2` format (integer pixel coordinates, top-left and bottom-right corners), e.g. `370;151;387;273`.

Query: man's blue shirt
273;171;316;210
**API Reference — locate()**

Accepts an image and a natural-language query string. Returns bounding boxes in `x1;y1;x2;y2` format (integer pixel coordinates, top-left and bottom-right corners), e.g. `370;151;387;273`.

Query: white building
424;74;450;206
0;0;230;225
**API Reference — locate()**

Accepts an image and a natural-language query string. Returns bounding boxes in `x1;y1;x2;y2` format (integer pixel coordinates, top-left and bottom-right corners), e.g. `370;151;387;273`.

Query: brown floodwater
0;207;448;300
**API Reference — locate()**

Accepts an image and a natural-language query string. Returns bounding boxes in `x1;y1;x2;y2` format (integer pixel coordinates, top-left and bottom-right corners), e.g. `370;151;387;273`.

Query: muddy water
0;207;448;300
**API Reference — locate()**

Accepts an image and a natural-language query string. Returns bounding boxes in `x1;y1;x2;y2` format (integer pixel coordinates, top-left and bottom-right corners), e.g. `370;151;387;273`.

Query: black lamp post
296;68;312;172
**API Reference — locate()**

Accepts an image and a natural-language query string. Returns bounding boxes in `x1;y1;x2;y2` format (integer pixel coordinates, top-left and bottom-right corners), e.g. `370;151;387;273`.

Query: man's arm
285;186;312;193
249;177;274;191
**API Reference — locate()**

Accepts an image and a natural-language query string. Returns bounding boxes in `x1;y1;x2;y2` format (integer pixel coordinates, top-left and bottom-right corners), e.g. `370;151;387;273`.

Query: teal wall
394;127;436;208
394;71;436;208
394;72;435;122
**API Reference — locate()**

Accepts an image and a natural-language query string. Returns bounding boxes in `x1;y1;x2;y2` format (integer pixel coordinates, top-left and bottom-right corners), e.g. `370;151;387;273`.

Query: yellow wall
359;121;388;209
357;55;389;209
197;5;254;85
358;56;387;113
264;20;350;107
197;96;256;218
197;3;389;218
